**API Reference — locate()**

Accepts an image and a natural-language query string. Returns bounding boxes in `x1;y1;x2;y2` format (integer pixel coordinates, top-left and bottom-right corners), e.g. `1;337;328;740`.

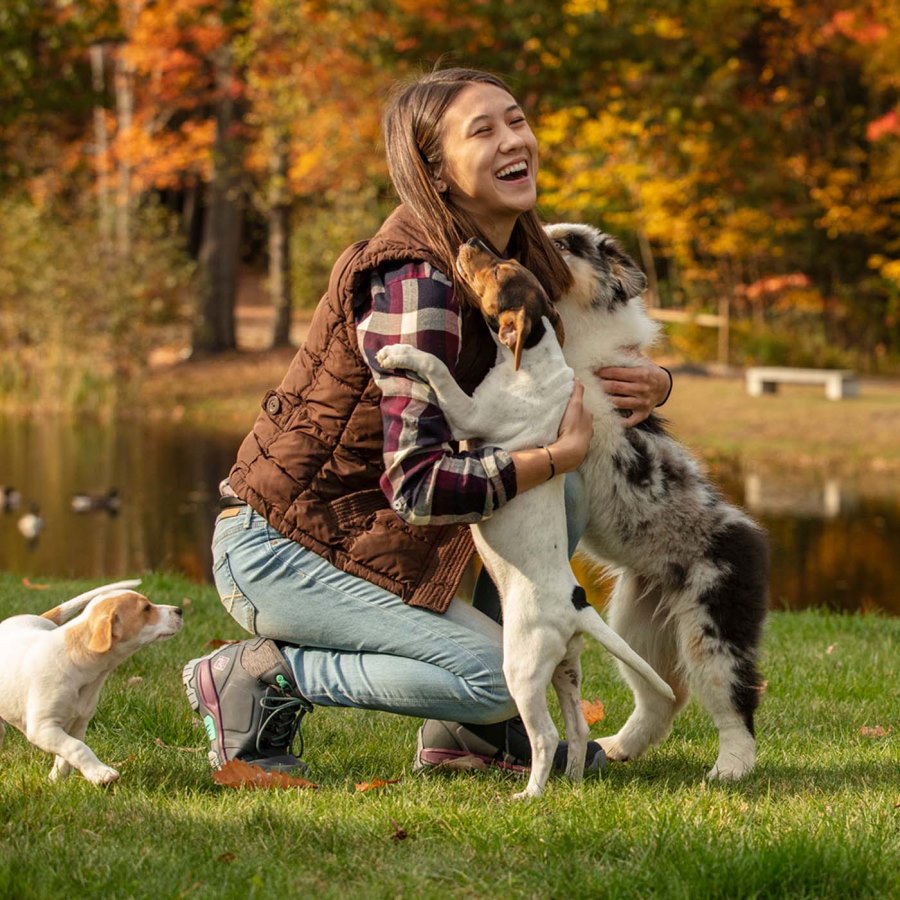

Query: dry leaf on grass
205;638;239;649
581;698;605;725
22;577;49;590
390;819;409;841
859;725;892;738
212;758;318;790
355;777;401;792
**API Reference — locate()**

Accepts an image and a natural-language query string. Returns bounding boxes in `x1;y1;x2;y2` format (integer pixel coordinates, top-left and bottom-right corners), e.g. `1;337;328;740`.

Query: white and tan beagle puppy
377;239;674;799
0;580;183;784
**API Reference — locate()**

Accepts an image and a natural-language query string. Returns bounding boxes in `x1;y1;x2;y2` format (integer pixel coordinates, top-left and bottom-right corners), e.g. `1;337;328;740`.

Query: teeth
497;161;527;179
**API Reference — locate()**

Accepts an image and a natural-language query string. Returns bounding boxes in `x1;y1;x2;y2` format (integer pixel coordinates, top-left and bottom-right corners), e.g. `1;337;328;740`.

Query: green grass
0;572;897;899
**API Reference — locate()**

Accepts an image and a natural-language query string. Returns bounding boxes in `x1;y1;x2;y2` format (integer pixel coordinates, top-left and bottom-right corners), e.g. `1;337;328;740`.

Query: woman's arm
359;263;517;525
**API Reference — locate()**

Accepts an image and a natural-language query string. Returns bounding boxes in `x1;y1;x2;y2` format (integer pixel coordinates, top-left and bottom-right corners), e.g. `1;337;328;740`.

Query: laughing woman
183;67;671;776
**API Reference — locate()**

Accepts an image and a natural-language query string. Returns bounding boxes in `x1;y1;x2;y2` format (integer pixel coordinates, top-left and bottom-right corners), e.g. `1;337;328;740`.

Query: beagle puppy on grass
377;238;674;799
0;580;183;784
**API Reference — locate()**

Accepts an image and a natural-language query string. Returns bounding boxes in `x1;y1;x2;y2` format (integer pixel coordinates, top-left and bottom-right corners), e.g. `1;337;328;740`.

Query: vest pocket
213;551;259;634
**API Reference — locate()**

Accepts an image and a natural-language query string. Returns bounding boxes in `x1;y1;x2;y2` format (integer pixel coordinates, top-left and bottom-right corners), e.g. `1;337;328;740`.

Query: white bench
745;366;859;400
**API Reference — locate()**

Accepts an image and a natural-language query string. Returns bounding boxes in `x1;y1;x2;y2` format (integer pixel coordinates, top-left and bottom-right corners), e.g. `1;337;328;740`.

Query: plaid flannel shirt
356;261;517;525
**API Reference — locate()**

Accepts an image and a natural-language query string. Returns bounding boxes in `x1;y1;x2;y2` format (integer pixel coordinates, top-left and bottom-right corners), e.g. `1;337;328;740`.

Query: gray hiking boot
183;638;313;772
412;718;606;775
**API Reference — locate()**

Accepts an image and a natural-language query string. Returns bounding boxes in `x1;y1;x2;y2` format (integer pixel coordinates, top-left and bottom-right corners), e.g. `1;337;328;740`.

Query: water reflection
1;415;898;616
1;416;235;583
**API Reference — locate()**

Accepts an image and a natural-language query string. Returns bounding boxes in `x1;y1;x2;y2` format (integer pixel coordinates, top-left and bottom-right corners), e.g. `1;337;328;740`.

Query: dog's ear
604;239;647;304
88;607;119;653
497;307;527;370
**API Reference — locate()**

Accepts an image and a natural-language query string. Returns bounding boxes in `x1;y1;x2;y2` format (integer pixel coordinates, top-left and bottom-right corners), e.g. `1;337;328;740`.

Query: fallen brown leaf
859;725;892;738
205;638;239;649
581;698;605;725
216;852;236;864
212;758;318;790
22;577;49;590
355;777;401;792
390;819;409;841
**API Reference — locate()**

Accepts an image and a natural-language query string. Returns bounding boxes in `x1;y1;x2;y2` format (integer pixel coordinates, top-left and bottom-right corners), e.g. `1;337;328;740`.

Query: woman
183;67;672;775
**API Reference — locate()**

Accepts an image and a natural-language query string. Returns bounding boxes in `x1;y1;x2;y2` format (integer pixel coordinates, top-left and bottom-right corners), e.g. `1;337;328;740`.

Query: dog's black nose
466;237;487;251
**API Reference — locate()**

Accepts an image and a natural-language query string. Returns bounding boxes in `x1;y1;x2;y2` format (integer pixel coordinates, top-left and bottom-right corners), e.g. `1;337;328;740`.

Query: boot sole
182;656;226;770
413;748;529;774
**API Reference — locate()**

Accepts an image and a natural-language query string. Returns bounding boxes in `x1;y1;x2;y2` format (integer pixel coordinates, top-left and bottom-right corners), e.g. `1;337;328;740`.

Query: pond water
1;415;898;616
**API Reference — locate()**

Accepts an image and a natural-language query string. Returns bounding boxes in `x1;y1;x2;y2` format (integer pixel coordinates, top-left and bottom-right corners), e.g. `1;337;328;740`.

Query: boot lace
257;691;314;759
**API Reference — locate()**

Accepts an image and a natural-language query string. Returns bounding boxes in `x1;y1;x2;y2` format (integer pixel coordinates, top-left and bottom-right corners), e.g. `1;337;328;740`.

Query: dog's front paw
48;757;73;782
376;343;420;373
83;764;120;786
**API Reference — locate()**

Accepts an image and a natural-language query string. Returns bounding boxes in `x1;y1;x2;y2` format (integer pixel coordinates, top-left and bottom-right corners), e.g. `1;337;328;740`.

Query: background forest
1;0;898;411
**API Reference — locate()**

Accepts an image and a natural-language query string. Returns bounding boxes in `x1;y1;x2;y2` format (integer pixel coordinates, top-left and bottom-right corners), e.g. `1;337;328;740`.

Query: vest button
265;394;282;416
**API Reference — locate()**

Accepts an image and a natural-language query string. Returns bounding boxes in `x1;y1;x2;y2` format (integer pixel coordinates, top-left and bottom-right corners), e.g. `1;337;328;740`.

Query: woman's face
438;82;538;251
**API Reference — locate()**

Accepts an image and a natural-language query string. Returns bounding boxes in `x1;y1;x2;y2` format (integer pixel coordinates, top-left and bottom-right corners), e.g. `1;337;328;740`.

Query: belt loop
243;505;253;529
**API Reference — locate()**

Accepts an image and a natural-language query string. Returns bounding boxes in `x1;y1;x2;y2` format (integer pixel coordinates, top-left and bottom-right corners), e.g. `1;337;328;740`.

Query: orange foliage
581;699;605;726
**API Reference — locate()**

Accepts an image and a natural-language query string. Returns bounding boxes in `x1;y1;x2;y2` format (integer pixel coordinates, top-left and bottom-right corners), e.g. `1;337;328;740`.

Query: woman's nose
499;124;526;151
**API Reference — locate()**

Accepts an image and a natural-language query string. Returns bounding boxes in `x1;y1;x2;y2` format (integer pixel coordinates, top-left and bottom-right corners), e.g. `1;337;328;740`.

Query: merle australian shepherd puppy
545;223;769;780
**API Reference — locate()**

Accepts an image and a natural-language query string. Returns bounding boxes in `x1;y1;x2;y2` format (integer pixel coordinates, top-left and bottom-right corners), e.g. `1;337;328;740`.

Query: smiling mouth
496;161;529;181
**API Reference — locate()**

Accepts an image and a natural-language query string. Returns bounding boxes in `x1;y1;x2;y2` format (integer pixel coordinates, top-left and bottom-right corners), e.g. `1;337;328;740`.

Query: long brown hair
382;67;572;305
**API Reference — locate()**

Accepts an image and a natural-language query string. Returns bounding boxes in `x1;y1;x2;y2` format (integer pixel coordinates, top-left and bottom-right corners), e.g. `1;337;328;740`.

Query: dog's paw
376;343;419;373
707;734;755;781
706;756;754;782
48;758;73;782
84;764;120;786
596;734;632;762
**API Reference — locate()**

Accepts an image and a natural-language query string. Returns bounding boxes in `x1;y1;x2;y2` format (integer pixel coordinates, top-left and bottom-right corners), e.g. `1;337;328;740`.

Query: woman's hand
510;379;593;493
595;357;672;427
550;378;593;472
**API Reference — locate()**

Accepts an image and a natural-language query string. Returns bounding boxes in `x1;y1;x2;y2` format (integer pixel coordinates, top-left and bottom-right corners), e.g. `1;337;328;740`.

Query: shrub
0;198;195;414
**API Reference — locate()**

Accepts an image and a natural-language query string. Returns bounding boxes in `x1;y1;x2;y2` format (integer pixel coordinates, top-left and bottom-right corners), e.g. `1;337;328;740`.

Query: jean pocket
213;551;259;635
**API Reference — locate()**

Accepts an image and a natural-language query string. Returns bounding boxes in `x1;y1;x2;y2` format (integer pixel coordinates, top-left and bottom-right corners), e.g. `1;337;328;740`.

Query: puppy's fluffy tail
582;610;676;701
40;579;142;625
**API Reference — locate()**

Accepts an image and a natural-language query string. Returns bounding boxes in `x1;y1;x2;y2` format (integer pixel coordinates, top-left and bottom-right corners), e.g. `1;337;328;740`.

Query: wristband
657;366;674;407
545;445;556;481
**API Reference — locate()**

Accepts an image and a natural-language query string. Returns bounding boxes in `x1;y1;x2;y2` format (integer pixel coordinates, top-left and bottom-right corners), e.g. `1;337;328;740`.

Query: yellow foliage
562;0;609;16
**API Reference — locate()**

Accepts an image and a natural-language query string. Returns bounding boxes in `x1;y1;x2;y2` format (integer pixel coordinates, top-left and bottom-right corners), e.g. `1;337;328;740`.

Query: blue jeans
211;472;587;725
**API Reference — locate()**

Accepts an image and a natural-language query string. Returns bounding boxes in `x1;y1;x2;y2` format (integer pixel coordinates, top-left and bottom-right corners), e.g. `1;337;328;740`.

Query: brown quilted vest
228;205;497;612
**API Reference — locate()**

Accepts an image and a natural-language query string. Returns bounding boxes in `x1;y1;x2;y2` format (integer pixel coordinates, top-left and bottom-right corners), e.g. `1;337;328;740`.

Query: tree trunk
113;49;135;258
636;226;660;308
192;44;244;355
269;140;293;348
89;44;112;254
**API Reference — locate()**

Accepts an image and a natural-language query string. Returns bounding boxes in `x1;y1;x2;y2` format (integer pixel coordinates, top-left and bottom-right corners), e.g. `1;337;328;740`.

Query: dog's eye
553;239;567;251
